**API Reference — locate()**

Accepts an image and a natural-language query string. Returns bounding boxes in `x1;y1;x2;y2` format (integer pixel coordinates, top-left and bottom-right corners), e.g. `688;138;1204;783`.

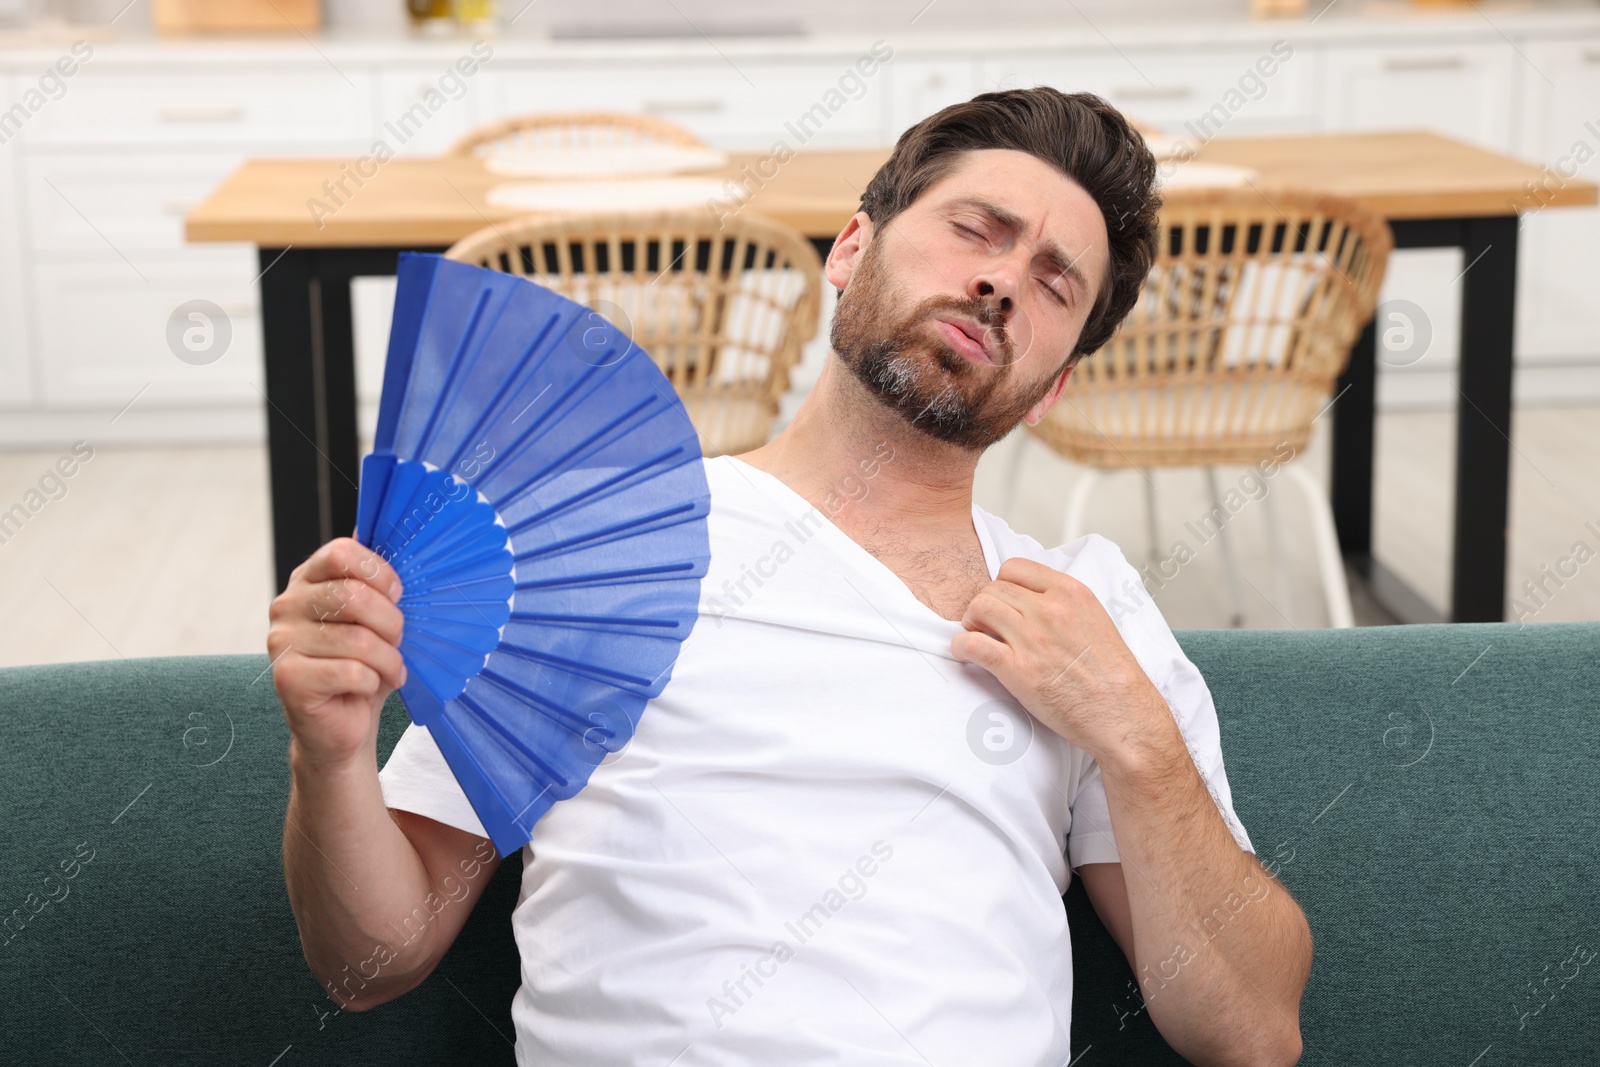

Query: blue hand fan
355;252;711;857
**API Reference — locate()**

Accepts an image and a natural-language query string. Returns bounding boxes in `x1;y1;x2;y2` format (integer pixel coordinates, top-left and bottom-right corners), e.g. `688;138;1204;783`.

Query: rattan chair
1011;184;1392;627
447;110;708;159
445;209;823;457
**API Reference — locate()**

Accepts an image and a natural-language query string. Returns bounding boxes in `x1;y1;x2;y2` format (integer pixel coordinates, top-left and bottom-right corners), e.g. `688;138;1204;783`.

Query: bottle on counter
406;0;454;33
451;0;497;30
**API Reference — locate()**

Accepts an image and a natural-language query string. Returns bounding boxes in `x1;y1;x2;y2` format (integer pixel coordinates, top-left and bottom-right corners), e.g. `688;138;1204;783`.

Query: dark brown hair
858;86;1159;364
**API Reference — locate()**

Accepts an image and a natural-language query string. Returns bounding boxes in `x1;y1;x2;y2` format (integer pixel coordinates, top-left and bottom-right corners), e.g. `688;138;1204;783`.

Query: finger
972;578;1038;614
950;627;1010;672
961;587;1027;644
299;573;405;647
291;623;407;692
281;651;384;703
298;538;404;603
995;556;1059;593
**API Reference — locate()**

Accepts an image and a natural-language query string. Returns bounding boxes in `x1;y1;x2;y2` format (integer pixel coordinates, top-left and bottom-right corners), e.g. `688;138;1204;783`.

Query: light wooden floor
1;404;1596;667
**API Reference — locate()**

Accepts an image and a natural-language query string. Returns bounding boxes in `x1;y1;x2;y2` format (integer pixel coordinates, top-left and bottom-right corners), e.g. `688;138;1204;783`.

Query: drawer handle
641;99;724;115
1113;85;1194;102
157;104;245;123
1583;51;1600;65
1382;56;1466;72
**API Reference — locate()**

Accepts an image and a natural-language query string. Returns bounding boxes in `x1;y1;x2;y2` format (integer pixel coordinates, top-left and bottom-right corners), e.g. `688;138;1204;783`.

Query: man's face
828;148;1111;451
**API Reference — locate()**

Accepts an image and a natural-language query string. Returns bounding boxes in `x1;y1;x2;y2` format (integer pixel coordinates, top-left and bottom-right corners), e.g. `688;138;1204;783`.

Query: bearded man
270;87;1311;1067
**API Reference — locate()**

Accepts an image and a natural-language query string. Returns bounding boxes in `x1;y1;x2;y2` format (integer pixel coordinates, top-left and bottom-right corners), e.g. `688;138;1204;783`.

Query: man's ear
825;212;874;291
1023;357;1078;426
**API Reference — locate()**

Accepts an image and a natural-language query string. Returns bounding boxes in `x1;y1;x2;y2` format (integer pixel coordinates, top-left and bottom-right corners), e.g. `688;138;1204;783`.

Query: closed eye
1037;274;1068;307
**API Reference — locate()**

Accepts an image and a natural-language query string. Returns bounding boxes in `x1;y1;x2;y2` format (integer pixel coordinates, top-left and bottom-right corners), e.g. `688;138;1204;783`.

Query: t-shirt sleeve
378;721;491;841
1062;535;1255;870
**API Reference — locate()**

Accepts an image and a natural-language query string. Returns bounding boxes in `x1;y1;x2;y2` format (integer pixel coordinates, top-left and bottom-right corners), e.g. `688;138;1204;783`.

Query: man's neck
734;352;983;539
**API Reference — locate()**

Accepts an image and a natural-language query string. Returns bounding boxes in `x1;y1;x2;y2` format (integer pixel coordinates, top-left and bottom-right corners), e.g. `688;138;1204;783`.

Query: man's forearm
283;740;440;1011
1096;713;1311;1067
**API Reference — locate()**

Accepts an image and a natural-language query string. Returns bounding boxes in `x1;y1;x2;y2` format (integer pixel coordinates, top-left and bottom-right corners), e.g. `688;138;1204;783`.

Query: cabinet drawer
1322;42;1514;153
24;66;374;148
34;254;263;407
25;152;252;255
982;43;1316;134
483;54;893;150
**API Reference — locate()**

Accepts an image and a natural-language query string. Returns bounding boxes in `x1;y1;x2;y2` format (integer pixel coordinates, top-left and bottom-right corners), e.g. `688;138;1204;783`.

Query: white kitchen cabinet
980;43;1319;138
0;80;34;411
1321;41;1515;153
887;57;979;140
2;15;1599;448
374;64;484;156
1511;36;1600;366
13;60;380;433
32;252;262;407
482;54;893;150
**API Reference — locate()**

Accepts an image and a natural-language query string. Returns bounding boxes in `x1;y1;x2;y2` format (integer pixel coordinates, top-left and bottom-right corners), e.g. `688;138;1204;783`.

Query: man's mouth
931;315;996;365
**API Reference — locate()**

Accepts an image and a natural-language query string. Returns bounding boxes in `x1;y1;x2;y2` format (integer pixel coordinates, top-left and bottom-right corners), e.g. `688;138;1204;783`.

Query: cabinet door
0;84;32;411
981;43;1318;137
33;253;263;407
1512;37;1600;364
1321;42;1514;152
887;58;979;140
374;64;485;157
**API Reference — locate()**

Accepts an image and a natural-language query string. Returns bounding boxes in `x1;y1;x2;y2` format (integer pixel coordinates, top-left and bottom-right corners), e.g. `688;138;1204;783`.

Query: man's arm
285;752;503;1011
1081;819;1305;1067
1077;862;1135;961
951;556;1309;1067
271;538;505;1012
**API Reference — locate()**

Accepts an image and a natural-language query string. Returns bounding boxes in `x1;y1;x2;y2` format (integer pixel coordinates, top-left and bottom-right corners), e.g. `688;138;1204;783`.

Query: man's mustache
909;296;1014;365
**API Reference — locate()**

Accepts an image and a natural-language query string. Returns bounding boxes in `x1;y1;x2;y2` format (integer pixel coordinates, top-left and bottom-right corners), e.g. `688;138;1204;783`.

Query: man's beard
829;237;1064;451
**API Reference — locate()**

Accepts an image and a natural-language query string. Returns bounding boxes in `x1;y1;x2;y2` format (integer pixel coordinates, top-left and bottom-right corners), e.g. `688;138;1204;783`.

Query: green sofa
3;621;1595;1064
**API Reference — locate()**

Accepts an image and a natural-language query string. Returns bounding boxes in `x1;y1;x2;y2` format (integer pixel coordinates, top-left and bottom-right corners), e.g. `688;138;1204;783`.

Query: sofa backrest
3;621;1595;1064
0;654;522;1065
1069;621;1599;1064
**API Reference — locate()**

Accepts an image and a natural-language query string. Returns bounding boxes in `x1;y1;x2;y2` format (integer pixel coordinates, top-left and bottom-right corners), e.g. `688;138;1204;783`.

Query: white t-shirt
379;453;1254;1066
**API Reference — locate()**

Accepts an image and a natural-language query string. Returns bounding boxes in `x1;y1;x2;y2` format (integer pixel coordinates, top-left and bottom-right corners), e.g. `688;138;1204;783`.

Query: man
269;87;1311;1066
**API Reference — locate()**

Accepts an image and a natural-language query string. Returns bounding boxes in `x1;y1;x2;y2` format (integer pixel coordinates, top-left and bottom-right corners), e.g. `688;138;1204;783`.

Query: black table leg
1452;216;1518;622
259;248;329;596
257;246;445;593
1328;217;1519;624
1331;315;1377;559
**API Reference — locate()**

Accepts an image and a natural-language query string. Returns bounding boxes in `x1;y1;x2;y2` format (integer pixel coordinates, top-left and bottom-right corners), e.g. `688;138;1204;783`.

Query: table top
185;130;1598;249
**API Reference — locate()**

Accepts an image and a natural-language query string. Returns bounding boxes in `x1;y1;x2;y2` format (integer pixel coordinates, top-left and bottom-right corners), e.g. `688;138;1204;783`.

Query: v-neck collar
719;454;1002;631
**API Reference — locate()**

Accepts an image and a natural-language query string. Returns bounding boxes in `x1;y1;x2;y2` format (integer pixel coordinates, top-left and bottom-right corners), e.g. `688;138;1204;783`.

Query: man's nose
973;278;1013;323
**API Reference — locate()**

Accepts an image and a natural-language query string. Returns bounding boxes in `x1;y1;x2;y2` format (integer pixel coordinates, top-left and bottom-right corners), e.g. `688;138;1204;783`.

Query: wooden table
188;132;1596;622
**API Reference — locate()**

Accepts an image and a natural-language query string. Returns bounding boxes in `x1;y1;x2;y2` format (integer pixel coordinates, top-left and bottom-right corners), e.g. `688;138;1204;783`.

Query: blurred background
1;0;1597;666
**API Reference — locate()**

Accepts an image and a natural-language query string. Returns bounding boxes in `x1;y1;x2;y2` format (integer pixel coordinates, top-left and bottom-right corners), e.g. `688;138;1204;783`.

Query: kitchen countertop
1;1;1598;65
